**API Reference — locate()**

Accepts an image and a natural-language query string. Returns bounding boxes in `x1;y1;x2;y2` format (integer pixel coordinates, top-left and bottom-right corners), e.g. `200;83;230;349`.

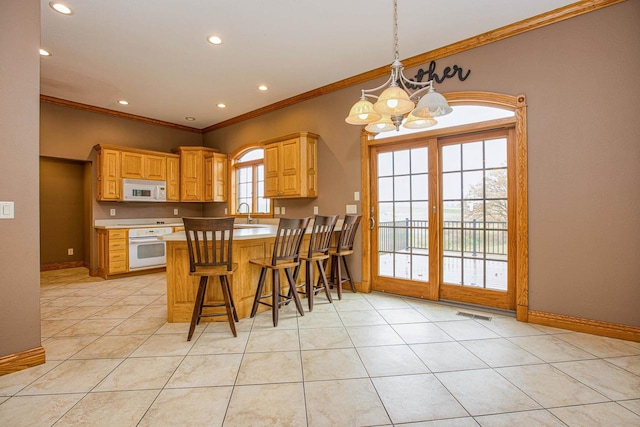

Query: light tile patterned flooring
1;267;639;426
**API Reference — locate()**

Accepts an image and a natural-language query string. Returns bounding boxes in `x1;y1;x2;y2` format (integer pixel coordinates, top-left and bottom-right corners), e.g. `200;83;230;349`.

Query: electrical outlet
224;208;228;214
173;208;179;215
0;201;14;219
110;208;116;216
281;207;286;215
67;248;74;256
274;207;281;215
313;206;318;215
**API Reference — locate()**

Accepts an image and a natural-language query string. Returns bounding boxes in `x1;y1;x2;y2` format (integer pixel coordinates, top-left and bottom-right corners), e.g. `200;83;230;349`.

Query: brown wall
40;157;87;266
204;1;640;327
0;1;42;356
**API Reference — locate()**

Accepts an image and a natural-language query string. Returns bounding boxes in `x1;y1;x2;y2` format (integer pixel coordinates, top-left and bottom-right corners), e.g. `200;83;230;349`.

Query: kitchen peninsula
161;222;328;322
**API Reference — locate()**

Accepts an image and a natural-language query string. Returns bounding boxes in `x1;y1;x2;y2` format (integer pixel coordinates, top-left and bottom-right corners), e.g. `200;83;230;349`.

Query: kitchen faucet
237;202;252;224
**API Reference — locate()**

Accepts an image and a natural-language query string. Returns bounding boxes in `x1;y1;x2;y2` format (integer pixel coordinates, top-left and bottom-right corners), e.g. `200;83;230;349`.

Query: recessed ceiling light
49;2;74;15
217;103;226;108
207;36;222;45
258;84;268;91
185;117;196;121
39;49;51;56
118;100;129;105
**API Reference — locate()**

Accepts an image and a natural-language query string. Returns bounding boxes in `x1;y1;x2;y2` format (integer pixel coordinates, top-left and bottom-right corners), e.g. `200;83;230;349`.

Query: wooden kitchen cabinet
174;146;227;202
166;155;180;202
96;147;121;201
263;131;318;198
121;151;166;181
97;228;128;278
205;152;227;202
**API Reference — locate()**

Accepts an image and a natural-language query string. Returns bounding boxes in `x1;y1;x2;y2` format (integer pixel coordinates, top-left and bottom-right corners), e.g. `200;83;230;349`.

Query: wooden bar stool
183;217;238;341
249;217;311;327
328;214;362;299
291;215;339;311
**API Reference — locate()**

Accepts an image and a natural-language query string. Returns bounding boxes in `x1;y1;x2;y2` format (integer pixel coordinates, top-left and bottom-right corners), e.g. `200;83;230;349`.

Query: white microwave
122;179;167;202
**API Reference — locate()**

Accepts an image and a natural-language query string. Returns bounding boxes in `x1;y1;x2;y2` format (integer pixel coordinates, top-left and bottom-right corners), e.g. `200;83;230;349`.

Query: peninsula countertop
159;223;279;241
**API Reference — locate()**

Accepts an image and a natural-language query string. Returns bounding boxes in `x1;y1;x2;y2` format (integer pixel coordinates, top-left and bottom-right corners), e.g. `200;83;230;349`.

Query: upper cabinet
263;132;318;199
174;146;227;202
96;146;121;201
166;155;180;202
121;151;166;181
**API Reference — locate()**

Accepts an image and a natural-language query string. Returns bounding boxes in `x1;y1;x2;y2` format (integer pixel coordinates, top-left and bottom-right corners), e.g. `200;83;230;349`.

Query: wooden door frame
360;91;529;321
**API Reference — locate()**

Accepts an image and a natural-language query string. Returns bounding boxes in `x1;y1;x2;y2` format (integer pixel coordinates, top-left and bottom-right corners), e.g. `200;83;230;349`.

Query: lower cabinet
97;229;128;278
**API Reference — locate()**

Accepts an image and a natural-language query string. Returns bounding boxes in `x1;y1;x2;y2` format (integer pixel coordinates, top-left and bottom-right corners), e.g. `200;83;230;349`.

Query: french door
370;127;516;310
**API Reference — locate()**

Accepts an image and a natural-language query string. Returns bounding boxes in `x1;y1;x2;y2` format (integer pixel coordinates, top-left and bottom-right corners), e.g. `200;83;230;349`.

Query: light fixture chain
393;0;399;61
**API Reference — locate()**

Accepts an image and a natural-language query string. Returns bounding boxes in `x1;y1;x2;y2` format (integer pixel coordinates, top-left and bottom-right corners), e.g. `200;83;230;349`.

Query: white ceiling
40;0;577;129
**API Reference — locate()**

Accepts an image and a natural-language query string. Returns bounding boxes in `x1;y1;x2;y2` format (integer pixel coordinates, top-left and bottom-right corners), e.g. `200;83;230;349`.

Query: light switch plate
313;206;318;215
281;207;286;215
354;191;360;201
346;204;357;214
110;208;116;216
0;201;14;219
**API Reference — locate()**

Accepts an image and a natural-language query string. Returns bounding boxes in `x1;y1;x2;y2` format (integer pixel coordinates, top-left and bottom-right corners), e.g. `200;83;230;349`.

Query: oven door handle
129;237;163;244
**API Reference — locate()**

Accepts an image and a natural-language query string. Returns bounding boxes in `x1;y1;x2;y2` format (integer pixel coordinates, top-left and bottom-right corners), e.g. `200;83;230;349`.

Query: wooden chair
328;214;362;299
249;217;311;327
183;217;238;341
291;215;339;311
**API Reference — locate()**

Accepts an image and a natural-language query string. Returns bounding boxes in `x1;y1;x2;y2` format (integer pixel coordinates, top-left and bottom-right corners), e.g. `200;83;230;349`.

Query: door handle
369;216;375;231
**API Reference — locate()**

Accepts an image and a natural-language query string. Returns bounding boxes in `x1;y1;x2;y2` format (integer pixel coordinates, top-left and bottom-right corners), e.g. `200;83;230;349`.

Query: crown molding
40;95;203;134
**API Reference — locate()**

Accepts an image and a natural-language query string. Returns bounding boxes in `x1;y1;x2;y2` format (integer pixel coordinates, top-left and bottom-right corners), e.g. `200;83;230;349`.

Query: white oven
128;227;173;269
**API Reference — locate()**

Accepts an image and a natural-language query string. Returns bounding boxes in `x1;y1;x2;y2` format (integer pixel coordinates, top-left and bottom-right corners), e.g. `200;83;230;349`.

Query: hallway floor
1;267;639;426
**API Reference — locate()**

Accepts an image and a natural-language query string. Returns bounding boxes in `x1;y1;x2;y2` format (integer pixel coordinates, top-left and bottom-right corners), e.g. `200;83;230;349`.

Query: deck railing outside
378;219;507;256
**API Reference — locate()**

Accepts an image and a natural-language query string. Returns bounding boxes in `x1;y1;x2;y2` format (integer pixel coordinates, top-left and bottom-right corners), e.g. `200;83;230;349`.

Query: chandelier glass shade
345;0;452;132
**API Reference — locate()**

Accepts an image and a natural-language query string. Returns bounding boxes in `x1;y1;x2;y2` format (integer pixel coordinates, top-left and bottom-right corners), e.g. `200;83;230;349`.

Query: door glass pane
443;201;461;223
462;141;483;170
441;137;508;291
485;169;507;199
379;177;393;201
378;152;393;176
411;174;428;201
485;138;507;168
442;172;461;199
394;176;411;201
411;148;428;173
463;171;483;199
394;150;410;175
376;147;429;283
442;145;460;172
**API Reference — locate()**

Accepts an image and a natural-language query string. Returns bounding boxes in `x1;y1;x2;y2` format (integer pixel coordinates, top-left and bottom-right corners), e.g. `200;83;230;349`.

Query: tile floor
1;267;639;426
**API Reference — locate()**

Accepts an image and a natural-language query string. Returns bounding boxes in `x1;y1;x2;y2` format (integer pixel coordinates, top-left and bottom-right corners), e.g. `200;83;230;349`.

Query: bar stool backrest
183;217;235;272
307;215;339;257
337;214;362;252
271;217;311;265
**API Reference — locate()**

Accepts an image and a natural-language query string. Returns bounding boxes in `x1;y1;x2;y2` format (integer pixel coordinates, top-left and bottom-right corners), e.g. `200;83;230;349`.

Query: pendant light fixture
345;0;452;133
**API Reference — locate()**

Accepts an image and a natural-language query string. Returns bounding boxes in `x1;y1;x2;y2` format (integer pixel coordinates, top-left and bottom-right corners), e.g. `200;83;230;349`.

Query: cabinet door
166;157;180;201
121;152;144;179
213;153;227;202
180;150;203;201
306;137;317;197
145;154;167;180
264;143;280;197
204;155;214;201
280;138;301;196
98;149;121;200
